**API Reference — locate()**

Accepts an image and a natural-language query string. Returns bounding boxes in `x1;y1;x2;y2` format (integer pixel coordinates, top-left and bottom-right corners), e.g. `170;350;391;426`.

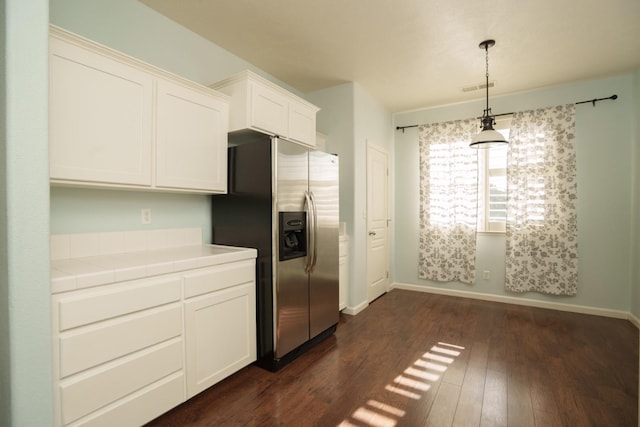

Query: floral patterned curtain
418;119;478;284
506;104;578;295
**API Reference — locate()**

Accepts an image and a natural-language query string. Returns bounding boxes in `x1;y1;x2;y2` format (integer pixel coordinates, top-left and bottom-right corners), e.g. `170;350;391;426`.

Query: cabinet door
156;79;228;192
49;37;153;186
288;99;317;147
184;282;256;398
249;82;288;137
156;80;229;193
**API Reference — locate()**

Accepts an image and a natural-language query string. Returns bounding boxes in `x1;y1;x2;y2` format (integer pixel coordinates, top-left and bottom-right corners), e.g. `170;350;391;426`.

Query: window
477;118;510;232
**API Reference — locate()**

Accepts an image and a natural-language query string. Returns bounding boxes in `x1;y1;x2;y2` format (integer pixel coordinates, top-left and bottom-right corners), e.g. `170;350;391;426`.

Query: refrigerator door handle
304;191;315;273
309;191;319;272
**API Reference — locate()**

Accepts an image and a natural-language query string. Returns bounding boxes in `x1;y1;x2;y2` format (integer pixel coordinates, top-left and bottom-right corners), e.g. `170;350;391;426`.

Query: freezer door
308;151;339;338
274;139;309;358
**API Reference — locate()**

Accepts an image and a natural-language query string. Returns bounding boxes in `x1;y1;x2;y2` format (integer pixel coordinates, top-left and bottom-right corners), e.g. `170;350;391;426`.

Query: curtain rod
395;94;618;133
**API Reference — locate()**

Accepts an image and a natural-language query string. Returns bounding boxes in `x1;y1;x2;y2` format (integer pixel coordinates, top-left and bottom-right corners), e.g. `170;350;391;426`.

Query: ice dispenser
279;212;307;261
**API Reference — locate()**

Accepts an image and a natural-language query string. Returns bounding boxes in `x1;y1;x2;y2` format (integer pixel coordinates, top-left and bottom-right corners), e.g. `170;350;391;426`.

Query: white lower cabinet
183;260;257;397
184;282;256;397
52;258;256;426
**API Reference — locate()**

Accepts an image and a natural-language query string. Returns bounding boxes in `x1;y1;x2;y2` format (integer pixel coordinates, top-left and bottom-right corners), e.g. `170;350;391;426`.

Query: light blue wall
394;75;636;312
1;1;8;419
308;83;355;228
50;187;214;239
632;67;640;319
1;0;52;425
632;68;640;423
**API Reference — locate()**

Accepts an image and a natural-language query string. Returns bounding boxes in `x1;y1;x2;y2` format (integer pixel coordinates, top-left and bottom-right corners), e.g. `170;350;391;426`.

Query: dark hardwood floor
147;290;639;427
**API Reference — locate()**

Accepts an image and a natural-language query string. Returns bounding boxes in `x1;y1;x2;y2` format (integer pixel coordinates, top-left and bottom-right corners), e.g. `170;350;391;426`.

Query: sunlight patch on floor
383;385;421;400
338;341;465;427
414;359;448;372
367;400;406;417
352;407;397;427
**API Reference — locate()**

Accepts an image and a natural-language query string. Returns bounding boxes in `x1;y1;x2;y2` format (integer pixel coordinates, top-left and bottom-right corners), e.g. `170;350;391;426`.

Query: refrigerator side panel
308;151;339;339
212;139;274;360
274;139;310;358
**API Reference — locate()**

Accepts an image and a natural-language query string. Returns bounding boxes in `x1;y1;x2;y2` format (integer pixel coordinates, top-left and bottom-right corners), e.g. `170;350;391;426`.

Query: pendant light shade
470;39;508;148
470;116;508;148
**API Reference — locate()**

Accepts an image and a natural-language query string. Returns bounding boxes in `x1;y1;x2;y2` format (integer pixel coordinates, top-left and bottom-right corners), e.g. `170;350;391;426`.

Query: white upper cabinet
249;81;289;137
288;98;318;147
156;79;228;192
211;70;319;147
49;34;154;186
49;26;229;194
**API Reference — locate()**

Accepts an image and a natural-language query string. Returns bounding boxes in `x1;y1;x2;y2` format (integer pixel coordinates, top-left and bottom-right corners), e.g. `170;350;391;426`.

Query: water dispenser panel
279;211;307;261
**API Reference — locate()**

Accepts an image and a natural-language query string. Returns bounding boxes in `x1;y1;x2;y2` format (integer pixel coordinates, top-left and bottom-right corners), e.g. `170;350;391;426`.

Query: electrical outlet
483;270;490;280
141;208;152;224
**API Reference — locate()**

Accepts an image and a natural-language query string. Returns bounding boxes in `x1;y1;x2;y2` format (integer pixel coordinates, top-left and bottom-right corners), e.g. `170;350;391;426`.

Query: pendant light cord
484;43;490;115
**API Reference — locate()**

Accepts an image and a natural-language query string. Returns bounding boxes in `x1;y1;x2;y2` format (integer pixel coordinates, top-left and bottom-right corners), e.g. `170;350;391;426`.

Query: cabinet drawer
60;339;183;425
60;304;181;378
56;276;181;331
183;259;254;299
70;372;184;427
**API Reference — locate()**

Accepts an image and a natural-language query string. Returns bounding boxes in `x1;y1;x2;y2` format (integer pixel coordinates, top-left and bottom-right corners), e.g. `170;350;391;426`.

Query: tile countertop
51;244;257;294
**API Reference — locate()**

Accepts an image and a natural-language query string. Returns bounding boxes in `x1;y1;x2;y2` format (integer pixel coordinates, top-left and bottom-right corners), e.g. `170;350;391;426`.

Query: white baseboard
391;282;633;322
629;312;640;329
342;300;369;316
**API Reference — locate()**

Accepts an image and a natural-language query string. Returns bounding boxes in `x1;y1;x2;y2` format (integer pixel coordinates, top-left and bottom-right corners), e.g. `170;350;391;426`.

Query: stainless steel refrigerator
212;131;339;370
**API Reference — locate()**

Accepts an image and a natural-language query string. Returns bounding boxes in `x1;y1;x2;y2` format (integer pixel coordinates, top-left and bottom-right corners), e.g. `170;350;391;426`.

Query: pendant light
470;39;508;148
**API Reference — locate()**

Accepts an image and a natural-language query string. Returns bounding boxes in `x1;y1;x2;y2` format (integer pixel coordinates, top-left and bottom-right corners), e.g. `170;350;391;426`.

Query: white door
366;142;390;302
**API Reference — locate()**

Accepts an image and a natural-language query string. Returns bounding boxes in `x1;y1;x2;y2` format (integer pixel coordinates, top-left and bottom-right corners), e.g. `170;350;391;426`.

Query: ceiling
141;0;640;112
